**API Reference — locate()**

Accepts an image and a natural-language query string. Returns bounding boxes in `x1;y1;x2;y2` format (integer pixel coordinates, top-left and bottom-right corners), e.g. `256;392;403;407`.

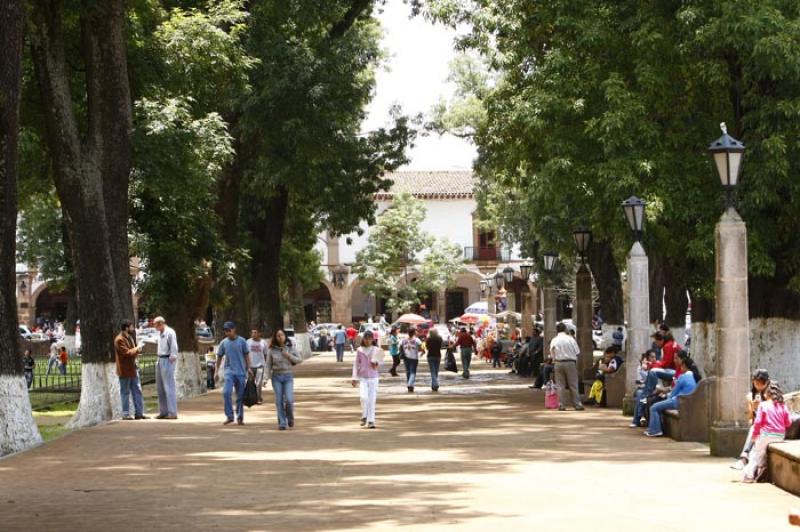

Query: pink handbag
544;382;559;409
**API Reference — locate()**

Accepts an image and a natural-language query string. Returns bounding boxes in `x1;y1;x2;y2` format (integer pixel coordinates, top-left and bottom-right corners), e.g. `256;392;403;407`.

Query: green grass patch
38;424;71;443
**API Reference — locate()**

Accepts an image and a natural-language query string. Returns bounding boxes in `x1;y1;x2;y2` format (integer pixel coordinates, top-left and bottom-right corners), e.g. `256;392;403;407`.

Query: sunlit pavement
0;354;797;531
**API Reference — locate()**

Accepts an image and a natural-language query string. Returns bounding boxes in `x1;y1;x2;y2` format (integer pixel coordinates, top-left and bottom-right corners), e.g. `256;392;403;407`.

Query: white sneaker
628;423;639;428
730;459;746;470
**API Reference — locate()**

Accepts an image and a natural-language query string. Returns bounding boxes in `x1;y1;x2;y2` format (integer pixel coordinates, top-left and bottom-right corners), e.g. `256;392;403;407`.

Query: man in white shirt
153;316;179;419
247;328;268;404
549;323;584;411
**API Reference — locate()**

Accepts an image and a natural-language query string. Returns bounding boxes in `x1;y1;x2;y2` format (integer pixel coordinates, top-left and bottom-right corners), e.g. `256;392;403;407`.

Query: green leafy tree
353;193;463;314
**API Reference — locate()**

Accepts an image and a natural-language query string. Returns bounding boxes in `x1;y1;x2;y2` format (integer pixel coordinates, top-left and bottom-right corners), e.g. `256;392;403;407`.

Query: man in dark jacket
115;320;147;420
528;328;545;388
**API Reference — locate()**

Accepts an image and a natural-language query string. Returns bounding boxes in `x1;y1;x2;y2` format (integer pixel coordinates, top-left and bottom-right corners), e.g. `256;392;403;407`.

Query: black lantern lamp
543;252;559;274
708;122;745;208
503;266;515;284
520;262;533;282
494;271;504;289
573;226;592;260
621;196;646;242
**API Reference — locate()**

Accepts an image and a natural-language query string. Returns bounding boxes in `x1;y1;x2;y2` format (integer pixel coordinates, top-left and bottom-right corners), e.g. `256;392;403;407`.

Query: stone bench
767;440;800;497
580;368;624;408
661;378;713;443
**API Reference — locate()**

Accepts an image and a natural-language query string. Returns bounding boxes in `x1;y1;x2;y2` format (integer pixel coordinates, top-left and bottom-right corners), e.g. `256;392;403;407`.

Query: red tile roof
374;171;475;200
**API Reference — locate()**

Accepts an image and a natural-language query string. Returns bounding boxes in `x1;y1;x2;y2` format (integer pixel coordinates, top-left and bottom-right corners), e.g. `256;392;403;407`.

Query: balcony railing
463;246;511;262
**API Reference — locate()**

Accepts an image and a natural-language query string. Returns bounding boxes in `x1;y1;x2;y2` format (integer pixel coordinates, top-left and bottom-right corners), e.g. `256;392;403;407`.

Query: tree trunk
663;261;689;345
30;1;133;427
288;277;313;359
648;253;665;324
250;186;289;334
588;238;624;348
170;306;205;400
0;0;43;455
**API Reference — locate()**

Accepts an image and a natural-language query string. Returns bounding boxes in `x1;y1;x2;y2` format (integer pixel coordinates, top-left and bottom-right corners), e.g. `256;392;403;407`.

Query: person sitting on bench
585;346;623;406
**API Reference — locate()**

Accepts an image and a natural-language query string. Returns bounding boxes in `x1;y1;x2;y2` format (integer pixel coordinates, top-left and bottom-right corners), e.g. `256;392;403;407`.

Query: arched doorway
35;286;69;325
303;283;332;324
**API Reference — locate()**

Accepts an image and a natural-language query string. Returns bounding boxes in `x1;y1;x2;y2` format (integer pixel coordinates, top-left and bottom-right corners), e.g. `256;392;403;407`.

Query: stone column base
622;396;636;417
710;423;749;457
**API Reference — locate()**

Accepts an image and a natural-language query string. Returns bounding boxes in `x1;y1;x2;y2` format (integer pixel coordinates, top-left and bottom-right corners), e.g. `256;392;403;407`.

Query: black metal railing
463;246;511;262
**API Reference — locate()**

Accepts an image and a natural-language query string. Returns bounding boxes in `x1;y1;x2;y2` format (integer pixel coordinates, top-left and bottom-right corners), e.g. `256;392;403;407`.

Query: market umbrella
457;313;481;324
396;313;428;325
464;301;488;315
495;310;522;321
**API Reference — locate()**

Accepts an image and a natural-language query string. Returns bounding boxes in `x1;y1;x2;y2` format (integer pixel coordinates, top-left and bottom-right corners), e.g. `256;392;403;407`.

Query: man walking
333;325;347;363
46;341;59;376
247;328;267;404
550;323;584;411
216;321;252;425
115;320;147;420
153;316;179;419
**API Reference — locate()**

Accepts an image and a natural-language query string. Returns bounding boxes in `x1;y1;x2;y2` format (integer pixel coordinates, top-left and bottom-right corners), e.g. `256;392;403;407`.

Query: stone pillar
543;286;557;350
521;287;533;338
710;208;751;457
575;263;594;380
437;288;447;324
331;279;352;325
327;233;340;266
624;242;650;415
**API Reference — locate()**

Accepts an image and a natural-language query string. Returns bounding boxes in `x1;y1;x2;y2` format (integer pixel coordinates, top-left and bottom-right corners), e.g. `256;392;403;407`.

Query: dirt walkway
1;355;797;531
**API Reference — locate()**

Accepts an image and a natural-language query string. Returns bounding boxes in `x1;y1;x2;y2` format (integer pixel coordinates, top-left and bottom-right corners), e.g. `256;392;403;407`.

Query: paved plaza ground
1;355;797;531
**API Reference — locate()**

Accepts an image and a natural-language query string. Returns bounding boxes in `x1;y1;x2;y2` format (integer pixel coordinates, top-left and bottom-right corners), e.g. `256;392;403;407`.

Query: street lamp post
542;252;559;348
621;196;650;414
520;262;535;337
708;122;750;457
573;227;594;382
484;274;497;315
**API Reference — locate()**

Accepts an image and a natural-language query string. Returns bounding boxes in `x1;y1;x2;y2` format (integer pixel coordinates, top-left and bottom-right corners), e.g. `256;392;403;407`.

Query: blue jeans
119;374;144;417
271;373;295;428
632;388;646;425
643;368;675;397
223;373;246;421
460;348;472;379
648;396;678;435
428;357;441;389
335;343;345;362
405;358;419;387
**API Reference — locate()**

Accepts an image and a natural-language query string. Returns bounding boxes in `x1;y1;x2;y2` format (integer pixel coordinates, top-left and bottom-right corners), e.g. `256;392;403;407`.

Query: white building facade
305;171;532;325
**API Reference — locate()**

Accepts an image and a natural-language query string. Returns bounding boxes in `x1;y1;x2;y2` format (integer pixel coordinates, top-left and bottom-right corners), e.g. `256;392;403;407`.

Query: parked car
196;326;213;339
358;323;388;347
19;325;32;340
558;319;602;350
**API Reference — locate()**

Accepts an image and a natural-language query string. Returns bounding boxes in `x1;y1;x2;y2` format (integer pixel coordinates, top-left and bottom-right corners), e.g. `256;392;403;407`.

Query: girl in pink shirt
351;331;381;429
743;382;793;483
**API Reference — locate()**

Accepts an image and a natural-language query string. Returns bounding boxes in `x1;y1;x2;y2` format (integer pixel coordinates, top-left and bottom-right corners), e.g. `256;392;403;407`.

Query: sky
362;1;477;171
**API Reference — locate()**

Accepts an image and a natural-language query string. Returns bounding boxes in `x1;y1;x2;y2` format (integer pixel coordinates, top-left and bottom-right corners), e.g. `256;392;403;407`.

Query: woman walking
351;330;381;429
388;327;400;377
266;329;303;430
425;328;444;392
402;328;423;393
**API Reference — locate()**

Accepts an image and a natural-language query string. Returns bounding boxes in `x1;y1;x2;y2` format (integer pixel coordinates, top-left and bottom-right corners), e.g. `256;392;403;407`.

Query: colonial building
305;171;532;325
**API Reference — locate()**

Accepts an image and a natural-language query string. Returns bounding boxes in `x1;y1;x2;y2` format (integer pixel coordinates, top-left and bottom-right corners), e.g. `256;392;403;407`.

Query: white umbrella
464;301;488;315
395;313;428;325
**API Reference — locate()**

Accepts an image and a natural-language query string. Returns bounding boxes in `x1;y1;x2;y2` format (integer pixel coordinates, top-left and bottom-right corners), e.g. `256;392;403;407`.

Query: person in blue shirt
215;321;252;426
644;350;702;437
333;325;347;363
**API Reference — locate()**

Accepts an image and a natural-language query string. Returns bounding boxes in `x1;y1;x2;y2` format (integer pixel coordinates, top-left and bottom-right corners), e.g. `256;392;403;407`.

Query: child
351;330;381;429
636;350;657;388
743;382;793;483
58;347;68;375
585;347;623;406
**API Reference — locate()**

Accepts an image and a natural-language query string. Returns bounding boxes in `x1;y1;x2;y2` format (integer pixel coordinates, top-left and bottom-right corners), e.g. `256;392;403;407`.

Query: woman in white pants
351;330;381;429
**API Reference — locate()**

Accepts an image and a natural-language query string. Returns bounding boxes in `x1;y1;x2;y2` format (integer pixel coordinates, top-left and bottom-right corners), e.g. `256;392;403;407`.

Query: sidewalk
0;355;796;531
